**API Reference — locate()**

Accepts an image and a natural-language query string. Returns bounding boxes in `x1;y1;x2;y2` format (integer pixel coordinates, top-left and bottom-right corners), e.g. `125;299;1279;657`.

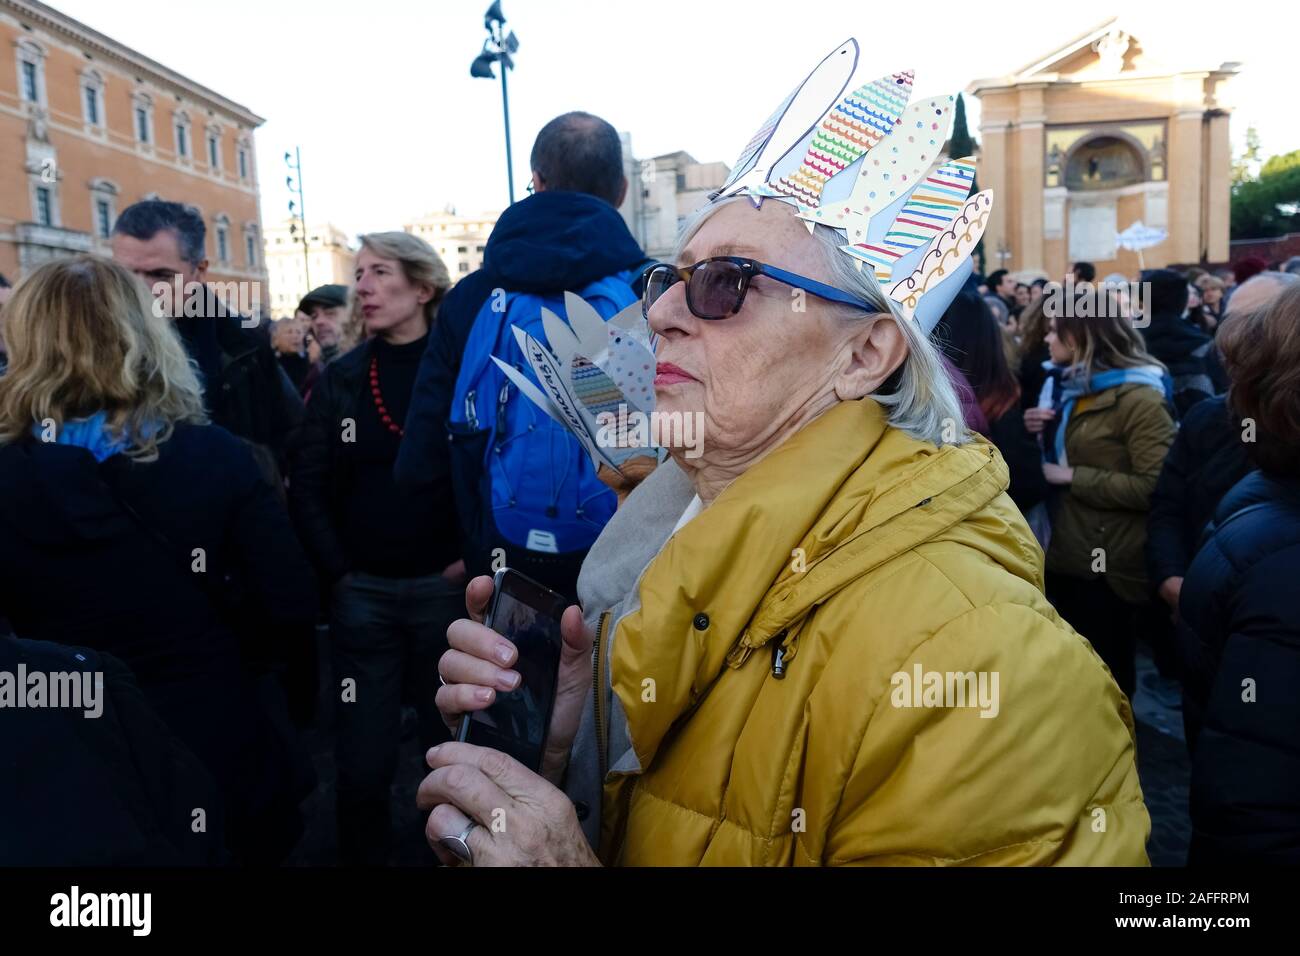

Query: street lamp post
471;2;520;205
996;239;1013;270
285;147;311;294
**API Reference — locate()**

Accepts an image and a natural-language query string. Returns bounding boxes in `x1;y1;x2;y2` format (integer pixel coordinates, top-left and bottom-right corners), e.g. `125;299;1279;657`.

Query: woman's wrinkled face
647;199;894;468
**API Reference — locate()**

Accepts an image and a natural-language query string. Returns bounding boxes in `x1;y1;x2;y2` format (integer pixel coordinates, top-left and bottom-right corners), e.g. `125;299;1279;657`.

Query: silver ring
438;673;448;687
440;820;478;866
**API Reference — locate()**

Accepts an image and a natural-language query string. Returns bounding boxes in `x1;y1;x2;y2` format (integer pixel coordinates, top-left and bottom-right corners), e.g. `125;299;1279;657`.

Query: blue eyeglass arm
758;262;880;314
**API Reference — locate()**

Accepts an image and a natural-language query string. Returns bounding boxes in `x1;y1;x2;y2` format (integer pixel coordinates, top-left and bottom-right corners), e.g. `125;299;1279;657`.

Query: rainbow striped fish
843;156;976;281
767;70;914;208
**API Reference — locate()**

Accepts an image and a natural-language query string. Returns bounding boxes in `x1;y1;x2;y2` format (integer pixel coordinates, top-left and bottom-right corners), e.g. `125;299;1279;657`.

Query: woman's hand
1158;576;1183;618
1042;462;1074;485
439;558;467;585
419;742;600;867
597;455;659;507
435;575;595;785
1024;407;1056;435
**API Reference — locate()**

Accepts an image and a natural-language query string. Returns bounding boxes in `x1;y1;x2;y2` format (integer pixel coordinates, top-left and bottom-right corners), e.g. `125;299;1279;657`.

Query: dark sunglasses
642;256;879;321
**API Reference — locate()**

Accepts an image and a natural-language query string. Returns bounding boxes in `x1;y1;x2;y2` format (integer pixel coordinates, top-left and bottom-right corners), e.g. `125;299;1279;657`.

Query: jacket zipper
592;610;611;782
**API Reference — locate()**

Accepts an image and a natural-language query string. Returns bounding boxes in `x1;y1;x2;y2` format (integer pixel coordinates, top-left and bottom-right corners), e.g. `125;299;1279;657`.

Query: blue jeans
331;571;463;866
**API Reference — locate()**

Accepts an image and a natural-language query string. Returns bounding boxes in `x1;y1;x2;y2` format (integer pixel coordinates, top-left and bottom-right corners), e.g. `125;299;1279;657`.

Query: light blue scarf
1052;366;1170;468
32;411;130;462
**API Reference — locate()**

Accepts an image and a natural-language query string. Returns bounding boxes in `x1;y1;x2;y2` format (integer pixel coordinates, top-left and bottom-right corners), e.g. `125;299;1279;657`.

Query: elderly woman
419;183;1151;865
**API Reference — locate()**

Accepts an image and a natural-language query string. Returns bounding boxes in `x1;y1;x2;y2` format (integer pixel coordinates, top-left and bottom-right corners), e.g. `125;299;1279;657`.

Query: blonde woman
0;256;319;863
287;231;461;865
1029;305;1176;698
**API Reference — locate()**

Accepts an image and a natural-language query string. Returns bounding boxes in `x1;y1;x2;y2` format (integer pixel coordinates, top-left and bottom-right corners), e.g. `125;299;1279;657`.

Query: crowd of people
1;104;1297;867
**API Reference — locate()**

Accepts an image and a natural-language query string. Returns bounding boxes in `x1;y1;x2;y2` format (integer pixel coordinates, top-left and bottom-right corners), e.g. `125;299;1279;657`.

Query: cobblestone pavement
1133;649;1192;867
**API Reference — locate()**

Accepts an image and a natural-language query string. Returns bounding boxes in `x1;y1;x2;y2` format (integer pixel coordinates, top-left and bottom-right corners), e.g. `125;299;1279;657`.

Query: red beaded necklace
368;354;403;437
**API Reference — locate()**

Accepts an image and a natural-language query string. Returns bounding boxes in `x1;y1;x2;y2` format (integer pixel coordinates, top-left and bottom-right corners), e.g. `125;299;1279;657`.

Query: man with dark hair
985;268;1017;309
529;112;628;207
1139;268;1227;417
982;269;1015;325
396;111;646;596
1072;261;1097;283
112;200;303;477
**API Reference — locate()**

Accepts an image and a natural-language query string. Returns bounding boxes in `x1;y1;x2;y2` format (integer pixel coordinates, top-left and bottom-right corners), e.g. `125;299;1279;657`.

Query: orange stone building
969;18;1238;278
0;0;265;293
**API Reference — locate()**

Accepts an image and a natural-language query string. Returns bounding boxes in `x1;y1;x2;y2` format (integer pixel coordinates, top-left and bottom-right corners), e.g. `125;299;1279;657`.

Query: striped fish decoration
717;40;859;198
888;189;995;322
800;95;958;239
842;156;976;281
767;70;914;208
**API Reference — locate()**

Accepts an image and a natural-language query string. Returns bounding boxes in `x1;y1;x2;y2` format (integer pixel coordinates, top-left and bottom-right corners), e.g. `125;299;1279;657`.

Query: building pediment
1012;18;1148;81
972;17;1239;95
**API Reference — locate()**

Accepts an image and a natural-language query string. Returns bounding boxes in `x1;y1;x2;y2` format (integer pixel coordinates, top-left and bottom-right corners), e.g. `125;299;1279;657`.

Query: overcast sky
52;0;1299;238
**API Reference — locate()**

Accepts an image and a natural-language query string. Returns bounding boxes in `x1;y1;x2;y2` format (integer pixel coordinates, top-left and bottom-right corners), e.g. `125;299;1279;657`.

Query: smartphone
455;568;566;773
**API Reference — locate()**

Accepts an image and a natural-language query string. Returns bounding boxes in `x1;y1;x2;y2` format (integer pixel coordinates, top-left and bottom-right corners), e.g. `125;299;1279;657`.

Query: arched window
89;178;120;241
174;109;192;161
213;213;231;264
243;221;260;268
132;90;155;148
1065;135;1146;192
14;38;47;108
206;123;223;173
80;68;106;130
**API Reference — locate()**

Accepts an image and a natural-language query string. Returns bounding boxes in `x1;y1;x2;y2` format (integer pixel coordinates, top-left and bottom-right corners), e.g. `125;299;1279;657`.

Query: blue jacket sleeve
394;271;494;492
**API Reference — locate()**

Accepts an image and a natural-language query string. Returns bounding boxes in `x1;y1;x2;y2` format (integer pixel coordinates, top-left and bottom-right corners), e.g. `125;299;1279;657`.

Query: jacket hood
482;191;646;292
1215;469;1300;524
0;441;131;546
611;399;1040;767
1142;313;1211;358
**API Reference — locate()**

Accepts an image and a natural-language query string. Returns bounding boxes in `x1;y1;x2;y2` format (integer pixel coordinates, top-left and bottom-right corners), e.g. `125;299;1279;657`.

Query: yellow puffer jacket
597;399;1149;865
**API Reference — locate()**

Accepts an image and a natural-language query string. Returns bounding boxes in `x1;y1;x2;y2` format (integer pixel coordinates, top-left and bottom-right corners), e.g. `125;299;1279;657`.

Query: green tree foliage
948;94;987;269
1231;148;1300;239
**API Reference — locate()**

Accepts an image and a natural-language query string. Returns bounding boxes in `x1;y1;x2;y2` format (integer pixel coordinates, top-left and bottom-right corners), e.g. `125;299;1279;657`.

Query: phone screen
459;570;565;773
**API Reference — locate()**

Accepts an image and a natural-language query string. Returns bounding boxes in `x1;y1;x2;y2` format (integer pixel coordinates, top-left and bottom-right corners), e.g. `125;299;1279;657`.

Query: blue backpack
447;268;645;595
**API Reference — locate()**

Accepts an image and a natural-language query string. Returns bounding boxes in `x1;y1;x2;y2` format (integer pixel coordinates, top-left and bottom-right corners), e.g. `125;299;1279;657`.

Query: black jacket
1146;395;1253;587
1140;313;1227;418
177;297;305;480
0;423;318;857
288;338;460;584
393;191;648;589
1178;470;1300;864
986;407;1049;514
0;637;225;865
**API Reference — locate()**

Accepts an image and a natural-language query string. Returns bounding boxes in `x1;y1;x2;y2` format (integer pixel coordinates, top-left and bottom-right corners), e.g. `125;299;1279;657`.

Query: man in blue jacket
395;112;648;591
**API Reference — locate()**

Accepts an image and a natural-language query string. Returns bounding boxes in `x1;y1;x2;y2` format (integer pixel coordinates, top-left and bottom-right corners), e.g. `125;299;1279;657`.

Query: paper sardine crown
713;38;995;333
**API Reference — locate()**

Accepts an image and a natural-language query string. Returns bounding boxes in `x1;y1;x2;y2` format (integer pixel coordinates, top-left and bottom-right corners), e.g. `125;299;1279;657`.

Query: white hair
675;196;969;447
